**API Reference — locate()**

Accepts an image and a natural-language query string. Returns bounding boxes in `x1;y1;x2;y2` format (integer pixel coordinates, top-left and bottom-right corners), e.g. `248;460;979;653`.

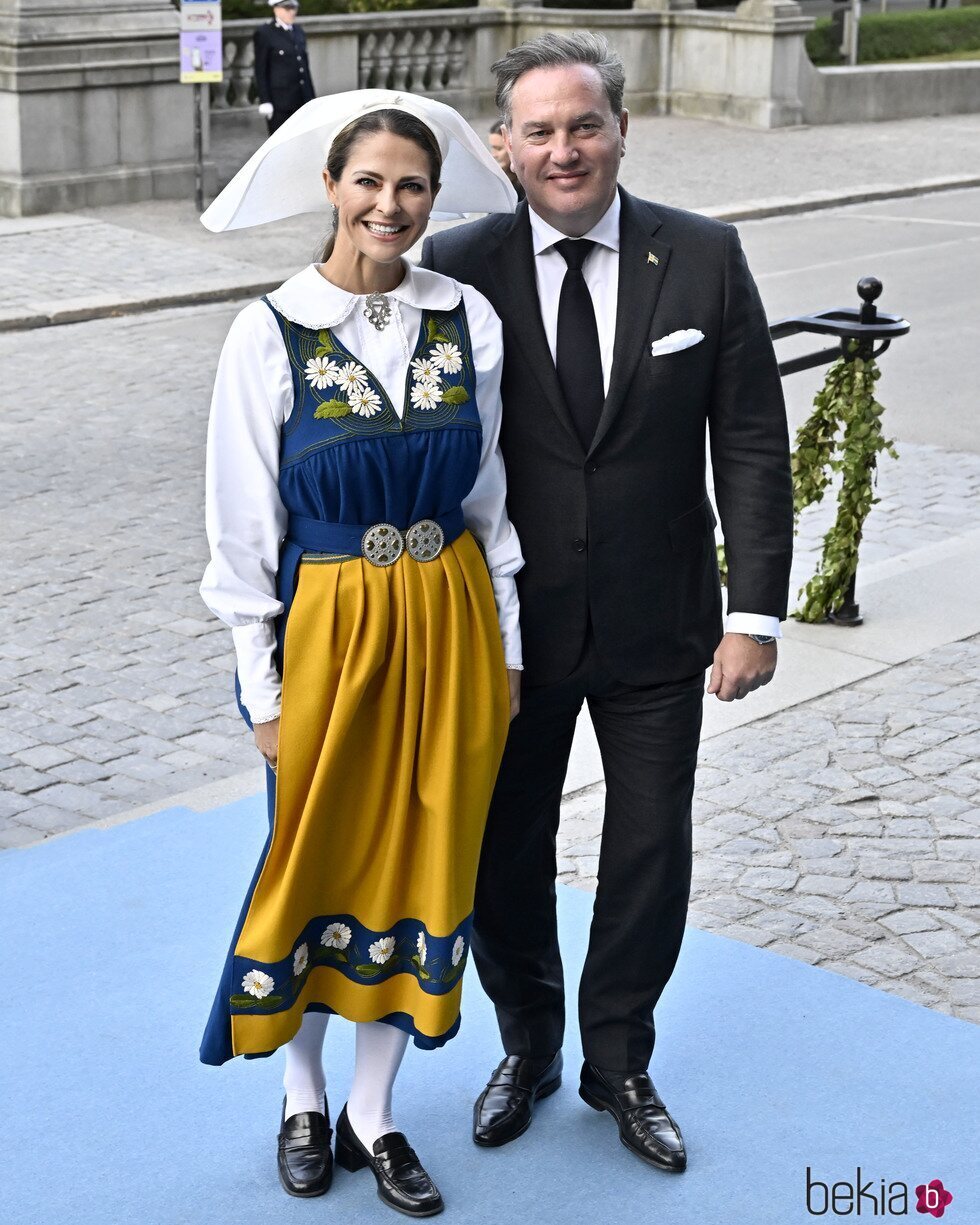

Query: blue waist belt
287;508;465;567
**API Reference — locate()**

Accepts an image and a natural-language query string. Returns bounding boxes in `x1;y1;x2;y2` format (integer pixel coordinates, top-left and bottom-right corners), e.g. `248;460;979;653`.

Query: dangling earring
331;204;339;227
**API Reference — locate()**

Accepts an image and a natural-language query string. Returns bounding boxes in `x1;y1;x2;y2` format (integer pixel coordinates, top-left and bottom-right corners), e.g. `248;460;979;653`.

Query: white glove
258;102;274;119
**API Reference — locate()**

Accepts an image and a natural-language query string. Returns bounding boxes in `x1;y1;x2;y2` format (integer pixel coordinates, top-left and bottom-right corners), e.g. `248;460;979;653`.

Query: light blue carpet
1;794;976;1225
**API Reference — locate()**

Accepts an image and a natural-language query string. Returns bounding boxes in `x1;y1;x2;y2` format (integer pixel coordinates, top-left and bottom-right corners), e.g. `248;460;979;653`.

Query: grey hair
492;32;626;126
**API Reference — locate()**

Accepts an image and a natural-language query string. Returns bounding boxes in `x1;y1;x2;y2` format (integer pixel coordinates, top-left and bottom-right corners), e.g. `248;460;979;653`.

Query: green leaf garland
791;349;897;623
716;346;896;623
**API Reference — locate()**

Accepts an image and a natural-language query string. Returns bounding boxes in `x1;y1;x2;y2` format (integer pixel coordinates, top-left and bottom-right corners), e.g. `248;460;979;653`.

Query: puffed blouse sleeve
459;284;524;671
199;301;291;723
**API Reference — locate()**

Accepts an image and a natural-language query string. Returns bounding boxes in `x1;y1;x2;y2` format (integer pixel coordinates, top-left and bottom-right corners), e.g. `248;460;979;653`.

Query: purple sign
180;30;223;83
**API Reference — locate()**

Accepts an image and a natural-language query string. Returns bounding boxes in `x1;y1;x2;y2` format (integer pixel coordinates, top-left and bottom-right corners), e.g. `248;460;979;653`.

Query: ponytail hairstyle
318;109;443;262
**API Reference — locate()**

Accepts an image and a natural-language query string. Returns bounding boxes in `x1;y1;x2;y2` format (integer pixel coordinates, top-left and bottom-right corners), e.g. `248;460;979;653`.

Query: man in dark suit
253;0;314;135
421;32;793;1171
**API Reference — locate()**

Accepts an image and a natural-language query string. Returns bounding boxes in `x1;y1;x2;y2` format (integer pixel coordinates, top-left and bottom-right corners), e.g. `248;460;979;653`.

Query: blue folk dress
200;266;514;1065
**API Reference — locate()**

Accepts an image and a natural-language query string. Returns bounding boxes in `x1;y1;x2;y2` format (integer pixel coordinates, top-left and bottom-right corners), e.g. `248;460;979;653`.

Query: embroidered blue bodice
269;295;481;537
234;296;483;724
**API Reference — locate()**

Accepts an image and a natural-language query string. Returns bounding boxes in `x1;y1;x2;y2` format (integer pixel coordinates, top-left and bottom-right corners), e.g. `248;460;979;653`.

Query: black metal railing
770;276;910;377
768;277;910;625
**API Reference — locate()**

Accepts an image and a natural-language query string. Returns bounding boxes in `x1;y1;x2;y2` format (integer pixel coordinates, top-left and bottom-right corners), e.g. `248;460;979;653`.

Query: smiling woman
196;90;521;1216
319;110;443;267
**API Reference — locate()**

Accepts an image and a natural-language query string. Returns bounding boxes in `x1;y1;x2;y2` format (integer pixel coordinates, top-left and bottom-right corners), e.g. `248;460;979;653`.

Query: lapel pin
647;252;659;266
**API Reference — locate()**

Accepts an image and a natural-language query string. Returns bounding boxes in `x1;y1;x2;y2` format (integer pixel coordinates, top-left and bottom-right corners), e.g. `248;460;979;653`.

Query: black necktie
555;238;603;450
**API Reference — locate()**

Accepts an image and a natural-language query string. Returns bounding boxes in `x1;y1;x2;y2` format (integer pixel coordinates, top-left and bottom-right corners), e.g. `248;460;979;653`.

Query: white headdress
201;89;518;232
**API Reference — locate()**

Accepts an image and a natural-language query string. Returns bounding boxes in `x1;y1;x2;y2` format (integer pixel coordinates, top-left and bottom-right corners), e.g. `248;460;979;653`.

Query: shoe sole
472;1074;562;1148
373;1188;445;1218
277;1169;333;1198
578;1085;687;1173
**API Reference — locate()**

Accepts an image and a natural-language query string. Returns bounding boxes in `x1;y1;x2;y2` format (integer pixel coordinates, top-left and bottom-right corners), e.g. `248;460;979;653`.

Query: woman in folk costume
198;90;522;1214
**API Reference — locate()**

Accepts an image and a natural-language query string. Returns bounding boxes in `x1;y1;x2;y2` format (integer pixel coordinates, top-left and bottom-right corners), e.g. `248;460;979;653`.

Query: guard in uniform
254;0;315;134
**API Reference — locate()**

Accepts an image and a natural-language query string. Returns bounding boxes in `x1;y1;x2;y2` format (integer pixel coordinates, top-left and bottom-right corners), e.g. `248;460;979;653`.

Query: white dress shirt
200;262;524;724
527;196;781;641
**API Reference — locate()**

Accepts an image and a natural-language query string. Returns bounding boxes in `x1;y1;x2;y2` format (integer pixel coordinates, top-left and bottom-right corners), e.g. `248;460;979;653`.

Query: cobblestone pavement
1;288;978;1023
214;111;980;219
2;113;977;327
0;306;255;846
558;635;980;1024
0;218;284;319
1;301;979;849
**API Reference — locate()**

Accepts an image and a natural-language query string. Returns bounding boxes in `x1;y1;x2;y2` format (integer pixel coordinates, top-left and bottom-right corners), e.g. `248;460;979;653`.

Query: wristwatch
747;633;776;645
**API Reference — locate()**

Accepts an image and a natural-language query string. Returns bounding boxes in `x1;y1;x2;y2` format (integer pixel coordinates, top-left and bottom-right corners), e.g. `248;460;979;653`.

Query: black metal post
769;276;910;628
827;277;883;626
828;572;862;626
194;81;204;214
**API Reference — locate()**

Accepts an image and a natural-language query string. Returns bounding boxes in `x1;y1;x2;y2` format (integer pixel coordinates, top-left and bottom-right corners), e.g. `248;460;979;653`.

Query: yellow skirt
229;530;510;1057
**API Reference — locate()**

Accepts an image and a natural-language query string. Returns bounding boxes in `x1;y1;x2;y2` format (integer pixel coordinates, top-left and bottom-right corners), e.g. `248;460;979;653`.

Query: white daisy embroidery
336;361;369;395
369;936;397;964
416;931;427;966
410;382;444;412
242;969;275;998
304;356;341;390
452;935;465;967
431;342;463;374
348;387;383;418
293;944;308;976
410;356;441;385
321;922;352;950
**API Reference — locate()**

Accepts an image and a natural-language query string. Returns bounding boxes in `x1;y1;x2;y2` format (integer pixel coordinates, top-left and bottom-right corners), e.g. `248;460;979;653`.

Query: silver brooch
363;293;393;331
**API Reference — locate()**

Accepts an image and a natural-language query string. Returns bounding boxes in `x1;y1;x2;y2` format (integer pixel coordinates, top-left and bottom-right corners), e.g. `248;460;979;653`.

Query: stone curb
1;174;977;334
0;280;284;334
703;173;980;223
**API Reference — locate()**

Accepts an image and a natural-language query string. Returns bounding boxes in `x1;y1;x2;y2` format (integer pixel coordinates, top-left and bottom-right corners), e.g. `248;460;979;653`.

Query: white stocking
282;1010;329;1119
346;1021;410;1149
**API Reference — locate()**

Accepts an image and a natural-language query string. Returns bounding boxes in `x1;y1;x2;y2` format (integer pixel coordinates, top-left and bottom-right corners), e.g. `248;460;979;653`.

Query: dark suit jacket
421;189;794;688
253;21;314;115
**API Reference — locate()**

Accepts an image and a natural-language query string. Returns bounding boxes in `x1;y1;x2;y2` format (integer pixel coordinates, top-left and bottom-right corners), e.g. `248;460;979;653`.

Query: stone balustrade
214;1;814;128
6;0;977;218
214;9;503;115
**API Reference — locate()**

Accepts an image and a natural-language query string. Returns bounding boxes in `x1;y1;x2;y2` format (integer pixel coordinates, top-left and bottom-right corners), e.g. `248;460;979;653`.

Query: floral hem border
231;913;471;1015
240;1005;462;1055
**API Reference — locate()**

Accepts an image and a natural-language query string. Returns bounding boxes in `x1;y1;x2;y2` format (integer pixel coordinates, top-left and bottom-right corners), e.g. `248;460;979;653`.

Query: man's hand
254;717;280;770
507;668;522;722
258;102;274;119
706;634;777;702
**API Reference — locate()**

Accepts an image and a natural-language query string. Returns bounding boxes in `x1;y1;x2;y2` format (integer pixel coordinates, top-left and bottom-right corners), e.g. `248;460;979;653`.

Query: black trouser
471;631;704;1074
266;91;306;134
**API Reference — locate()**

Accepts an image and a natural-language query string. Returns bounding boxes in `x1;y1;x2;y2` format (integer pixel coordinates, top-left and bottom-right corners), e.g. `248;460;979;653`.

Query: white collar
529;192;621;258
275;20;295;31
267;262;463;329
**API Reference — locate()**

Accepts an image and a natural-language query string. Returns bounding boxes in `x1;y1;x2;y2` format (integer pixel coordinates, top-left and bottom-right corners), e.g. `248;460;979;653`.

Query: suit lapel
485;204;583;452
589;190;670;457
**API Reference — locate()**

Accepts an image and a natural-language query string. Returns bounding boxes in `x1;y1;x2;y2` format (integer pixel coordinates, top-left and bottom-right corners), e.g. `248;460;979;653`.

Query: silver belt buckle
406;519;445;562
361;523;404;567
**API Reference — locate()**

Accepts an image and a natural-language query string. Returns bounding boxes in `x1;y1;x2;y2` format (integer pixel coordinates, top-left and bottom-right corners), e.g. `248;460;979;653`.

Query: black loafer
579;1062;687;1172
277;1096;333;1197
335;1104;443;1217
473;1051;563;1147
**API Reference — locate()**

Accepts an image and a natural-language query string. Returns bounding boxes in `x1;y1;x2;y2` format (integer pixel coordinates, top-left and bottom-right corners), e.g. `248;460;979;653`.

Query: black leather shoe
579;1062;687;1172
334;1104;444;1217
472;1051;563;1147
277;1096;333;1197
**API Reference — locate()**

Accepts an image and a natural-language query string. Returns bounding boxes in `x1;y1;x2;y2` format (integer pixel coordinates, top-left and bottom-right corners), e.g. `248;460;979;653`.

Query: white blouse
200;262;524;724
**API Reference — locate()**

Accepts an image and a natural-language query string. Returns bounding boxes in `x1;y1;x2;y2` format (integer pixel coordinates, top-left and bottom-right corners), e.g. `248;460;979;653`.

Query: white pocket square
649;329;704;357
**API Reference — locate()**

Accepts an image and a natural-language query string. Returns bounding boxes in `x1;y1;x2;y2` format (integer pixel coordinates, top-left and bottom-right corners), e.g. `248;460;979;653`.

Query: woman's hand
253;718;280;771
507;668;522;722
